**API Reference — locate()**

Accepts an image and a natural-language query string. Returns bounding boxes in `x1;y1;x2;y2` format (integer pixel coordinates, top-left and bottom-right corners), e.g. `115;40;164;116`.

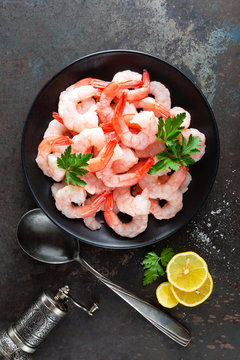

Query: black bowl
22;50;220;249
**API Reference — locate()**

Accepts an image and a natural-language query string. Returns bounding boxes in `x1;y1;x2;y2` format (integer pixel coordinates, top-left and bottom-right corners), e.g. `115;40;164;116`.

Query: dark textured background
0;0;239;359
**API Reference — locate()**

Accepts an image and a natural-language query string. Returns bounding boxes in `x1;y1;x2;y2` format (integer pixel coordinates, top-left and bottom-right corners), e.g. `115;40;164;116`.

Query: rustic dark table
1;1;239;359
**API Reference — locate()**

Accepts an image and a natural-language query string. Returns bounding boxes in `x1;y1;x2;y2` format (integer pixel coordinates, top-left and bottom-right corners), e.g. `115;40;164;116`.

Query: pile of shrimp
36;70;206;238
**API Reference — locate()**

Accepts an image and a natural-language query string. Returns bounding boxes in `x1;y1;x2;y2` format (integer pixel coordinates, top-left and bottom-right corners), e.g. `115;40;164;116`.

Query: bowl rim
21;49;220;249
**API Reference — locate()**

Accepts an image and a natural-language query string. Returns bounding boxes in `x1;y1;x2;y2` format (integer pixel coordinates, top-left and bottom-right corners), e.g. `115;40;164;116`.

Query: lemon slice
156;282;178;308
166;251;208;292
171;272;213;307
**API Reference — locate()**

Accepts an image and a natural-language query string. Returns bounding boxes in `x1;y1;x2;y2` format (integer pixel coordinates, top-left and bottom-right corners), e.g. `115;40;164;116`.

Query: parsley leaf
141;248;174;286
148;113;202;174
57;146;93;186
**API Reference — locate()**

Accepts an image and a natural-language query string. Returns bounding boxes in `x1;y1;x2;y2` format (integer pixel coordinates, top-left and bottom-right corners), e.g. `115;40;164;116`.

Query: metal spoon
17;208;191;346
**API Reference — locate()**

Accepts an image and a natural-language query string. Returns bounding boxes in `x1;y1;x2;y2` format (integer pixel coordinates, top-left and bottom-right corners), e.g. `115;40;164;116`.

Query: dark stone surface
0;0;239;359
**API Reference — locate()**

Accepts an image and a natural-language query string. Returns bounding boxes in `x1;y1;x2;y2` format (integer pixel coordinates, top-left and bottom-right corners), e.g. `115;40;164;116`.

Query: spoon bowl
17;208;78;264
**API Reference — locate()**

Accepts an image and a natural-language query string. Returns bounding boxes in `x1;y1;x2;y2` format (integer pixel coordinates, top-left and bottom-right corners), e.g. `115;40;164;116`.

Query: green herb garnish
148;113;201;174
141;248;175;286
57;145;93;186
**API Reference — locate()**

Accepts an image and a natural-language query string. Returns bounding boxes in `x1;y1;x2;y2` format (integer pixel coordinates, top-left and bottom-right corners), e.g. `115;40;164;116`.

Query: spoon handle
75;257;191;346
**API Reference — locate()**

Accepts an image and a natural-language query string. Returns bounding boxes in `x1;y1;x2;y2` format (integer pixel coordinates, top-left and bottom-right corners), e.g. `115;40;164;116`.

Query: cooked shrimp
112;93;158;150
76;98;97;114
96;142;154;187
149;81;171;110
112;145;138;174
179;172;192;193
43;119;69;138
55;186;108;219
135;140;165;158
123;69;150;101
139;165;188;199
72;128;105;154
97;82;120;123
51;181;67;198
83;195;104;230
112;70;142;83
82;173;113;195
150;190;183;220
87;139;118;173
113;187;150;216
181;128;206;162
36;136;73;181
58;85;100;132
133;97;170;119
104;193;148;237
170;107;191;129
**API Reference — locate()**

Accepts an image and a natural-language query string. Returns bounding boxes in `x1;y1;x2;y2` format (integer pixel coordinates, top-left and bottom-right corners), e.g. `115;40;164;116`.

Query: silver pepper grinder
0;286;99;359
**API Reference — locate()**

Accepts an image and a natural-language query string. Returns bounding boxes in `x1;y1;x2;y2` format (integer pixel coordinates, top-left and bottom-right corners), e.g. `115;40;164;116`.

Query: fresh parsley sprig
57;146;93;186
141;248;174;286
148;113;201;174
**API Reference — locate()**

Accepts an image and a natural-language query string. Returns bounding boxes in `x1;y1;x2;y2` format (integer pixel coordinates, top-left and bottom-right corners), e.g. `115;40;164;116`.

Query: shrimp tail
136;157;155;178
104;192;113;212
38;136;73;153
81;190;109;217
118;79;143;89
52;112;64;124
88;139;118;173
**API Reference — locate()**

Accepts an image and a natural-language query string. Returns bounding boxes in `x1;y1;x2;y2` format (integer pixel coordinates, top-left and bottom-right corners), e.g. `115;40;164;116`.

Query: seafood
112;93;158;150
36;136;72;181
182;128;206;162
36;69;206;238
55;186;108;219
150;190;183;220
149;81;171;109
58;85;100;132
104;193;148;237
113;187;150;217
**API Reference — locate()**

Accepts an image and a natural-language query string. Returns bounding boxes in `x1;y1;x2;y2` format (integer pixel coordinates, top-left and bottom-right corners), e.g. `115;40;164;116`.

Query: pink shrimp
97;82;120;123
58;85;100;132
55;186;108;219
72;128;105;154
87;139;118;173
82;173;113;195
122;69;150;101
36;136;73;181
112;144;138;174
113;187;150;216
96;145;154;187
170;107;191;129
104;193;148;237
135;139;165;158
43;119;69;138
149;81;171;109
133;97;170;120
112;93;158;150
83;195;105;231
139;165;188;199
181;128;206;162
150;190;183;220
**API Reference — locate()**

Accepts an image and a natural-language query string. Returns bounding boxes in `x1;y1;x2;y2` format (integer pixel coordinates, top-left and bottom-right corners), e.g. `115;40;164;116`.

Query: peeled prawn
55;186;108;219
72;128;105;154
181;128;206;162
58;85;100;132
113;187;150;217
36;136;73;182
150;190;183;220
149;81;171;110
104;193;148;237
170;107;191;129
112;93;158;150
139;165;188;199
